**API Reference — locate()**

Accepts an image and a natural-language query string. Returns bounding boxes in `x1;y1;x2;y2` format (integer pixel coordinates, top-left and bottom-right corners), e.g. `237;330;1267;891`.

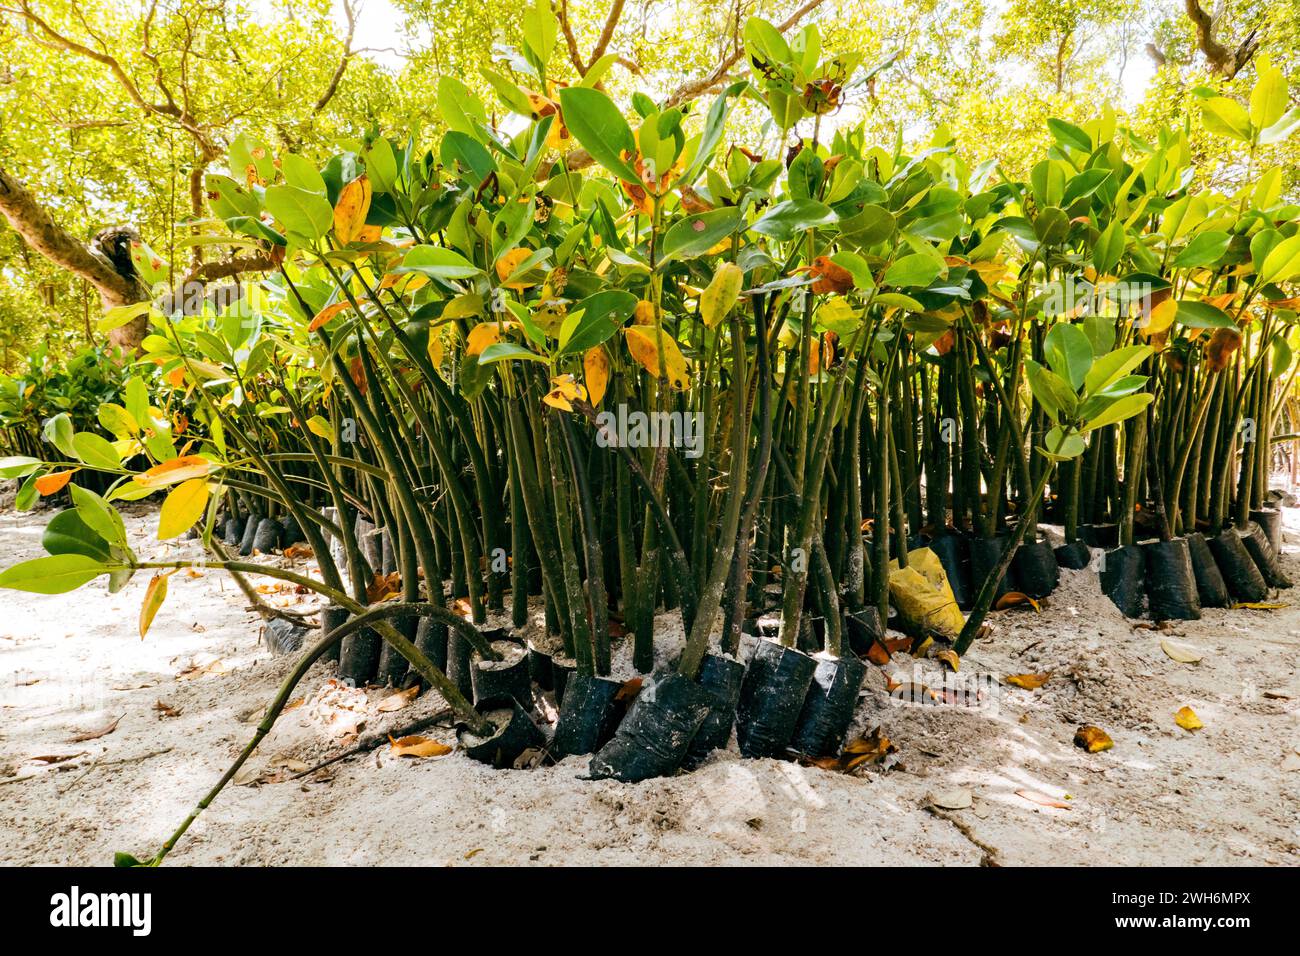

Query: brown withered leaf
994;591;1040;612
29;752;87;765
1005;672;1052;690
389;734;453;759
1074;724;1113;753
935;648;960;672
66;714;122;743
884;636;913;653
1015;789;1071;809
154;700;181;718
366;572;401;603
177;658;228;680
450;597;473;619
376;686;419;713
614;677;643;703
282;543;315;560
865;641;891;666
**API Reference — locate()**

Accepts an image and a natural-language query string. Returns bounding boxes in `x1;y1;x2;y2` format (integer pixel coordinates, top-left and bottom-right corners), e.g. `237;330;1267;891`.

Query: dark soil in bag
1242;521;1291;589
458;701;545;768
446;628;475;701
338;625;381;686
252;517;281;554
789;655;866;758
471;640;532;706
1250;508;1283;555
587;674;711;783
1011;536;1059;598
1100;544;1145;617
1079;523;1119;549
319;604;348;663
1142;538;1202;621
222;514;244;546
551;673;625;757
1185;532;1230;608
552;656;577;707
527;642;554;690
968;535;1017;601
278;513;304;546
373;612;416;687
928;530;973;609
1208;528;1269;602
413;616;448;672
1054;541;1092;570
238;512;261;556
735;638;818;758
844;606;884;657
380;528;396;576
682;653;746;769
264;617;310;656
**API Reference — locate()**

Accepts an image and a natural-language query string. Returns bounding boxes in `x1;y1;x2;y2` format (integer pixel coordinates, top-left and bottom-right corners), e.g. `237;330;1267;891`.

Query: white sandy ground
1;501;1299;866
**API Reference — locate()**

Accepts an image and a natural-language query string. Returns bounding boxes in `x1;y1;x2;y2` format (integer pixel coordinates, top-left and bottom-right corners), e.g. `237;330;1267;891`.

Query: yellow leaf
133;455;213;489
139;572;170;639
935;648;959;672
700;262;743;328
1160;639;1203;664
495;248;536;290
1174;705;1203;731
35;469;77;496
1005;672;1052;690
158;478;209;540
1073;724;1113;753
389;734;453;758
466;321;515;356
632;299;655;325
624;326;690;389
377;686;419;713
543;374;587;411
1142;298;1179;338
995;590;1041;611
1231;601;1288;610
583;346;610;406
333;175;372;245
306;415;333;441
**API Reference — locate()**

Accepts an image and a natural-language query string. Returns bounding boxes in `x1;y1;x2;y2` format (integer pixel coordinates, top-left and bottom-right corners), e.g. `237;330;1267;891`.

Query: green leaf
750;200;835;242
0;554;108;594
43;412;77;459
1084;344;1152;396
662;207;743;261
97;301;153;335
1260;234;1300;285
438;76;489;137
0;456;41;480
1039;426;1085;460
264;184;334;241
883;253;942;289
1176;300;1234;328
42;509;112;561
441;131;497;185
71;432;122;471
1173;230;1231;268
69;484;128;549
477;343;548;364
1250;58;1288;131
1200;96;1252;141
559;290;638;355
557;87;638;182
1025;358;1077;422
395;246;481;280
1044;323;1094;390
1092;220;1125;275
1080;392;1154;432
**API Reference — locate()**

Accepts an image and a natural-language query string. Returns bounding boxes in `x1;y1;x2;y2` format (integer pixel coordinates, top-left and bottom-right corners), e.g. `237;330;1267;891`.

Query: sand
1;502;1298;866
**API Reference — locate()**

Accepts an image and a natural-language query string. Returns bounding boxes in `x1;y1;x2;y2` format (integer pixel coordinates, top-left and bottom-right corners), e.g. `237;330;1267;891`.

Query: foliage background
0;0;1293;366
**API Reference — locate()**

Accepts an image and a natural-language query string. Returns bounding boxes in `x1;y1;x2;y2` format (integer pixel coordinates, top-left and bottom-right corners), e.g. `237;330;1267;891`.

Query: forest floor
2;502;1299;866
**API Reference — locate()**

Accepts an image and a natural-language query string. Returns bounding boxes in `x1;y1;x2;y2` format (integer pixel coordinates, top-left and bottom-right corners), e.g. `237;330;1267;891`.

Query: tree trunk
0;166;151;352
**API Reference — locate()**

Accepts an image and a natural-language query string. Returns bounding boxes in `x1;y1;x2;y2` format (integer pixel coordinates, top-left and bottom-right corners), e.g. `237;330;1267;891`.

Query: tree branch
1183;0;1260;78
314;0;357;113
586;0;626;71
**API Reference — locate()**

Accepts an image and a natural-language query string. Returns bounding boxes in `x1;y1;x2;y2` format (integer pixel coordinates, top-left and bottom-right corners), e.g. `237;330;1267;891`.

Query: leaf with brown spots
1074;724;1113;753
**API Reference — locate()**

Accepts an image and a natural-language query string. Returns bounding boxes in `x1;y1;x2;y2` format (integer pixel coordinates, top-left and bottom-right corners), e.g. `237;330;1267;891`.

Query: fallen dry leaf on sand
29;752;87;765
282;544;314;560
1175;706;1204;731
389;735;452;758
995;591;1041;612
177;658;228;680
154;700;181;718
614;677;643;703
1160;639;1203;664
935;648;959;672
1016;789;1071;809
1005;672;1051;690
66;715;122;743
806;727;896;773
1074;724;1113;753
366;572;401;603
929;787;973;810
376;686;419;712
1230;601;1288;610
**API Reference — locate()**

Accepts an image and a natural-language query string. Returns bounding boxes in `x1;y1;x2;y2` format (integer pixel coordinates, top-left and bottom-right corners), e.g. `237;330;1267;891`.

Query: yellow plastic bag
887;546;966;640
